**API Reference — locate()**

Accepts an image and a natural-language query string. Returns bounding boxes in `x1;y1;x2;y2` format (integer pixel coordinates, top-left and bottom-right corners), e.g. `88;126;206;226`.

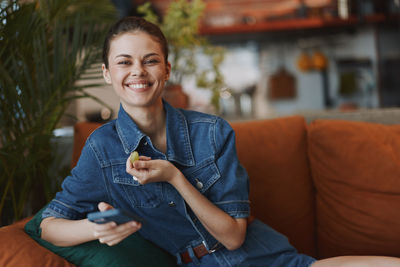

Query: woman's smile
124;80;153;91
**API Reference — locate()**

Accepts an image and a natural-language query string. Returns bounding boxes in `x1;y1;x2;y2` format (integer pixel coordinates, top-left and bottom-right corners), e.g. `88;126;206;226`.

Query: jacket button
168;201;176;207
195;179;203;190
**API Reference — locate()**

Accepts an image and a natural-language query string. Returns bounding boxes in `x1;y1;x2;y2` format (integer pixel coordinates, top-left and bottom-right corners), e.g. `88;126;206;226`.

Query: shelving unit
199;14;387;35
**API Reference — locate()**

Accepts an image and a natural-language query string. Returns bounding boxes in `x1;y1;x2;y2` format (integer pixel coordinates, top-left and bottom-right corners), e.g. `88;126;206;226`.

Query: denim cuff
42;199;85;220
215;200;250;218
41;207;70;220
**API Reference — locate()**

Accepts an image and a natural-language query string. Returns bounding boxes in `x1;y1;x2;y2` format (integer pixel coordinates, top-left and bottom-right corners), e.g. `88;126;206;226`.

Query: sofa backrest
302;108;400;125
72;122;102;168
231;116;316;257
307;119;400;259
71;109;400;259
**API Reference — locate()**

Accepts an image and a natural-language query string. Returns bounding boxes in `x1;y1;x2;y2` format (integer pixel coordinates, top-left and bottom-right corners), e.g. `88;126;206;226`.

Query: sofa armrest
0;219;74;267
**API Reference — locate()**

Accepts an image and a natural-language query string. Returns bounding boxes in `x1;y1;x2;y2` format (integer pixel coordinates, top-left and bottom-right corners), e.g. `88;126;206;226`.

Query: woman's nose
130;63;146;77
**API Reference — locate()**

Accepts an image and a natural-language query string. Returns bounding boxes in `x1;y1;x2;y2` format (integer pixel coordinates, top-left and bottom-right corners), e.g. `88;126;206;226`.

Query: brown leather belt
180;217;255;264
180;243;210;264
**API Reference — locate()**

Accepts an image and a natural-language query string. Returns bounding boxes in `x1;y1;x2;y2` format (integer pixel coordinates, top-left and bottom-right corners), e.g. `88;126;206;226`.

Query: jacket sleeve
42;137;110;220
209;117;250;219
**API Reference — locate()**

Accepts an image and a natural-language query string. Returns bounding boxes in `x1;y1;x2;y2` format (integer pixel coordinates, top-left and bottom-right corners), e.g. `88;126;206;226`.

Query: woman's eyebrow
114;53;160;59
115;54;132;59
143;53;160;59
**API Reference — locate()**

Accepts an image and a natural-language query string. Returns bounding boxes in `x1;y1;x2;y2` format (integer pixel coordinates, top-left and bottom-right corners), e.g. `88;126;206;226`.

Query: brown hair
102;16;168;68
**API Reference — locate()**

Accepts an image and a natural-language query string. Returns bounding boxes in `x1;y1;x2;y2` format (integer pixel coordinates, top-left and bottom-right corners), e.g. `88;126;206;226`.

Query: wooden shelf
199;14;387;35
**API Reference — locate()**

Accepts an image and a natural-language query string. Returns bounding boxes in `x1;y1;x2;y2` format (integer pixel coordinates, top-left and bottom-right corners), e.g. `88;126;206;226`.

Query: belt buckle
179;241;220;264
203;240;217;253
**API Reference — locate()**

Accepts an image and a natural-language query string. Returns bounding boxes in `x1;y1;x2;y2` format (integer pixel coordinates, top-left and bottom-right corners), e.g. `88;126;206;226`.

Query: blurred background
72;0;400;122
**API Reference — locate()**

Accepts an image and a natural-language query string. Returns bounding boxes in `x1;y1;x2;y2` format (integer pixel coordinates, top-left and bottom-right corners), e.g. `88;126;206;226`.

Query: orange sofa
1;109;400;266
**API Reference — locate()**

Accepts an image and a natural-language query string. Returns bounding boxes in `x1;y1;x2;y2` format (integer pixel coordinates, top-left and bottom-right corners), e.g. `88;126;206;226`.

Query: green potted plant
0;0;116;225
138;0;225;112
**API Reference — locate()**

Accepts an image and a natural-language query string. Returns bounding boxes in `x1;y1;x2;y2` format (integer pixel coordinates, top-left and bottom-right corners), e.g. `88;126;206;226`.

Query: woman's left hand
125;156;181;185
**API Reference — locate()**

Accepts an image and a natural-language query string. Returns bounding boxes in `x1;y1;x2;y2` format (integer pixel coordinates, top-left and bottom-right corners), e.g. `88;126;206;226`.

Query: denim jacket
43;101;250;257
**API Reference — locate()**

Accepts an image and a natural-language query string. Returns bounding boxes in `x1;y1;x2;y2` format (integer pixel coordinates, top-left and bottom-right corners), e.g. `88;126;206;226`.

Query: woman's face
102;31;170;110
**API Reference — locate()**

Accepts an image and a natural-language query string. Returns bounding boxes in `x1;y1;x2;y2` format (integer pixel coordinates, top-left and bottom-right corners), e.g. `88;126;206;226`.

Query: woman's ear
102;64;112;84
165;62;171;81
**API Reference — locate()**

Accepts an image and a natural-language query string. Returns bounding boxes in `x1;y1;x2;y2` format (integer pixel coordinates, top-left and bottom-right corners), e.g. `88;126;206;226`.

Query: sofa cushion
24;206;178;267
0;218;74;267
231;116;316;257
308;119;400;258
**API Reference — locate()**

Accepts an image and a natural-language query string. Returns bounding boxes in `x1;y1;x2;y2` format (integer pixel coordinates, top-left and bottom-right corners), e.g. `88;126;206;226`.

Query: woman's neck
123;102;167;153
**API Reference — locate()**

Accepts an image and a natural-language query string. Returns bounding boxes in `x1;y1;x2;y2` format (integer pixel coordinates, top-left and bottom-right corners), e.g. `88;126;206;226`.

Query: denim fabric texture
184;220;316;267
43;101;250;257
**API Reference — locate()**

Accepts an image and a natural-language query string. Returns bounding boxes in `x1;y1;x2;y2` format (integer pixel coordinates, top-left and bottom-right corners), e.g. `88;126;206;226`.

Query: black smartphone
87;209;144;225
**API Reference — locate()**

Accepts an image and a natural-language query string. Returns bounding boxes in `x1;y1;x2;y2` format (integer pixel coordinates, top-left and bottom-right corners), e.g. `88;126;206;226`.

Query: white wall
74;64;120;123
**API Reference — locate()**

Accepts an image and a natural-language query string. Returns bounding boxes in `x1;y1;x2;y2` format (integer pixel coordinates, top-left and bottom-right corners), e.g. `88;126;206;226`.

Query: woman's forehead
109;31;163;56
111;31;161;46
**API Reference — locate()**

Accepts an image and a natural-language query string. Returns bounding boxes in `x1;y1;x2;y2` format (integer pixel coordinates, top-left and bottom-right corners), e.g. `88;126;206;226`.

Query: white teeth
128;83;147;89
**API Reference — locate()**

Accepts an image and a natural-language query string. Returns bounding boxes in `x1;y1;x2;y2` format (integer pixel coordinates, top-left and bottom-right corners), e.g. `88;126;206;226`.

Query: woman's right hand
89;202;142;246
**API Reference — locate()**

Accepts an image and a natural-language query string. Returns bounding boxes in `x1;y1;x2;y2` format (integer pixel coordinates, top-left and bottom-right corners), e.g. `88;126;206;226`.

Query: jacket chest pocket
111;161;163;208
183;158;221;194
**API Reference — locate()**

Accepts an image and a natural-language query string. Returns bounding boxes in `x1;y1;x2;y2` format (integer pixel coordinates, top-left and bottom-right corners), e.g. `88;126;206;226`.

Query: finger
97;222;141;245
101;236;124;246
126;156;133;171
126;155;151;171
133;159;152;170
127;165;145;179
94;220;141;235
98;202;114;212
129;169;150;184
98;226;138;245
100;232;130;246
92;221;117;235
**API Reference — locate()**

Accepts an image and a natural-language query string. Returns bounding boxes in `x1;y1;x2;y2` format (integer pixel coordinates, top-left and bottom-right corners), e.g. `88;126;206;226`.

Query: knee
311;256;400;267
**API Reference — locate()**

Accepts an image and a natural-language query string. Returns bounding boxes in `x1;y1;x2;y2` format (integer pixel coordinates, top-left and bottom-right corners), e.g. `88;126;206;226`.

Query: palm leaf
0;0;116;225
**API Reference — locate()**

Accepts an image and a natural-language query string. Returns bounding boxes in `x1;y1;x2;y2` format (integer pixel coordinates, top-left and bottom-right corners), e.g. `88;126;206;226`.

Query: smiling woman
38;16;400;267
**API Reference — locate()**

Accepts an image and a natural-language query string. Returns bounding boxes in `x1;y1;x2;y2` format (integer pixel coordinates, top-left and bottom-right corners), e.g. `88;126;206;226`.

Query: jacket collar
116;102;194;167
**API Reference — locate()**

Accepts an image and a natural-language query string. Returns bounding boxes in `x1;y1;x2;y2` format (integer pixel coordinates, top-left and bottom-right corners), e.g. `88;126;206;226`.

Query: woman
40;16;400;266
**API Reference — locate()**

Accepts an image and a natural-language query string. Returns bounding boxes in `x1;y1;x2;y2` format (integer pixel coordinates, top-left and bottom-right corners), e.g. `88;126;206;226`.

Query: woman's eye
144;59;160;65
118;60;131;65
